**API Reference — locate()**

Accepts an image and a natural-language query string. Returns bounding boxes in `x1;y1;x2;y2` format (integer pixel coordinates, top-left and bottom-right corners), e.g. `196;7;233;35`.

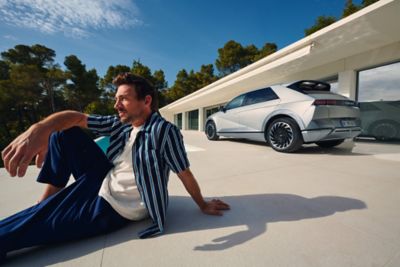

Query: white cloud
3;34;17;40
0;0;142;38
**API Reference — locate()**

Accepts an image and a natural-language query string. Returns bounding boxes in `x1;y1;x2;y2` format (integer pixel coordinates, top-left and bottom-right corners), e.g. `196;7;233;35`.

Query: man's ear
144;95;152;106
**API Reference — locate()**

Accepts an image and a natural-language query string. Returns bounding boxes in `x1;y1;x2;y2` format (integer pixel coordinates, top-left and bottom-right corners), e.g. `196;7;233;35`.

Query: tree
0;44;63;131
362;0;379;7
153;69;168;90
215;40;277;76
215;40;249;76
64;55;101;112
1;44;56;69
131;60;153;83
100;64;130;92
304;16;337;36
254;42;277;61
194;64;218;89
40;66;67;113
342;0;360;18
0;60;10;80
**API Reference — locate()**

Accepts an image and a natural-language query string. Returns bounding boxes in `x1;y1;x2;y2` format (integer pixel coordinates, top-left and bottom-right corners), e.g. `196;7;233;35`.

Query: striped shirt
87;112;190;238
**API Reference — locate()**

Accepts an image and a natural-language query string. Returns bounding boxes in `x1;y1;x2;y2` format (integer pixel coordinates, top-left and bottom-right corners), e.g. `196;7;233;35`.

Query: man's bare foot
37;184;63;203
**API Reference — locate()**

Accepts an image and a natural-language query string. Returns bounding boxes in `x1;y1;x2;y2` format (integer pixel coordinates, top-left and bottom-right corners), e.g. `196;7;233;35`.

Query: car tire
266;117;303;153
369;120;399;141
315;139;345;148
205;121;219;141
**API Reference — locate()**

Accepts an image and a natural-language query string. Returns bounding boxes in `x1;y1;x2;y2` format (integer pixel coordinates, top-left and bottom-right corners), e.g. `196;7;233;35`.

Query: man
0;73;230;260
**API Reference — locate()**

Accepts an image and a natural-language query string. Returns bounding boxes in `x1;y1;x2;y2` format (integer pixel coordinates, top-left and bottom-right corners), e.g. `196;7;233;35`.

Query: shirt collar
142;111;160;133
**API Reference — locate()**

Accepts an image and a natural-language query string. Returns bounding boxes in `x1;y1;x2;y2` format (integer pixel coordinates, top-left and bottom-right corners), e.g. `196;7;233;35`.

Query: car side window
243;88;279;106
225;94;245;110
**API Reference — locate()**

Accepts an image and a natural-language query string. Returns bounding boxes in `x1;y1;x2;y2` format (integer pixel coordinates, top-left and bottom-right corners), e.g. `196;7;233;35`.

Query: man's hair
112;72;158;111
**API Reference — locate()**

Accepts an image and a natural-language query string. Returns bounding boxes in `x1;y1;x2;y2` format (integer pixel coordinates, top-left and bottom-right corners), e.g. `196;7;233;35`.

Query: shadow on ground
4;194;366;266
218;138;369;156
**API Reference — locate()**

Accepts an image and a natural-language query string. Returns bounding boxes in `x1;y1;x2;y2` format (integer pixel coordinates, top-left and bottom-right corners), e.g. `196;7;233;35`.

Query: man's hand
1;123;50;177
1;111;88;178
177;169;231;216
201;199;230;216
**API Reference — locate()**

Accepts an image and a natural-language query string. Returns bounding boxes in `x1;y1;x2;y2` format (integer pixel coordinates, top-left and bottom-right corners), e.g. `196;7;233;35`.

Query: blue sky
0;0;362;85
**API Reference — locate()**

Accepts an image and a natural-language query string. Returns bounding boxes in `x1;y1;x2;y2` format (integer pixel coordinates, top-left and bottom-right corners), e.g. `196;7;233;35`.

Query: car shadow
5;194;366;265
218;138;369;156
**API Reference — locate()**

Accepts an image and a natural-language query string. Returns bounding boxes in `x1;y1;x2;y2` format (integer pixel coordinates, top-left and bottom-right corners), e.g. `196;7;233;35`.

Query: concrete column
182;112;187;130
198;107;205;131
338;70;357;100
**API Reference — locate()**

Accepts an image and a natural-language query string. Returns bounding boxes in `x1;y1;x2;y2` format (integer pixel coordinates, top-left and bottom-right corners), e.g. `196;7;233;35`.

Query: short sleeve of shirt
163;125;190;173
87;114;120;136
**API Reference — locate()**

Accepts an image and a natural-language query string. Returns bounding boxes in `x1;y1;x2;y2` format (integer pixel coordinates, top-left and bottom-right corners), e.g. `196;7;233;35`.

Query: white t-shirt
99;125;148;220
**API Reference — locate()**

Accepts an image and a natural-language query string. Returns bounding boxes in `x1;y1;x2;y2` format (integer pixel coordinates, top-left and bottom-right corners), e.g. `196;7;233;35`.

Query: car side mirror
219;106;226;113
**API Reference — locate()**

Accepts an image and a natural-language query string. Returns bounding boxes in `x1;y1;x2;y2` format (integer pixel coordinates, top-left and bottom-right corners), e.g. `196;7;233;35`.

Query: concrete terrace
1;130;400;267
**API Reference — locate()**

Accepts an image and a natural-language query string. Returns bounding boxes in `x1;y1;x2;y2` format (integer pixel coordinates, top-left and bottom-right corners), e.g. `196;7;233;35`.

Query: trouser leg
0;168;129;256
0;127;123;258
37;126;112;187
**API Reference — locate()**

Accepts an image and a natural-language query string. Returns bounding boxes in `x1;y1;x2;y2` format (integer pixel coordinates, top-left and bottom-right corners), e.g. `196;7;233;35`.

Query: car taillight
313;100;356;106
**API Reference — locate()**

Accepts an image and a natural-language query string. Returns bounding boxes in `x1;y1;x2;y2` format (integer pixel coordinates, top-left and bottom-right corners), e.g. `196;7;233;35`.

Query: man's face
114;84;150;124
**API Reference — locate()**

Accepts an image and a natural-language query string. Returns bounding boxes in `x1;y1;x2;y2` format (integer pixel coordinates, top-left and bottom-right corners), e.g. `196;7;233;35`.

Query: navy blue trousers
0;127;130;257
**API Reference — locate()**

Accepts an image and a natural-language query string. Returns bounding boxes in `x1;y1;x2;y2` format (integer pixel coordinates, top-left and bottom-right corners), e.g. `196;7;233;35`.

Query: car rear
287;80;362;143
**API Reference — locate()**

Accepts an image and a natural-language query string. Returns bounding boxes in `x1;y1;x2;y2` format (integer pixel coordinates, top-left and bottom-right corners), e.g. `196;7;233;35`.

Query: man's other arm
1;110;88;177
177;168;230;216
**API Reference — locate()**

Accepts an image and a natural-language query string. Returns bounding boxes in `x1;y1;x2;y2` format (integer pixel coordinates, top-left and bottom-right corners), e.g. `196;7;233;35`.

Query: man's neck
131;110;153;127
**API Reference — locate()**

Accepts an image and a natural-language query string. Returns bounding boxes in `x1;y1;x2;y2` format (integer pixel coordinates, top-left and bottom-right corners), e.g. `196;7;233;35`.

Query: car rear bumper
302;127;362;142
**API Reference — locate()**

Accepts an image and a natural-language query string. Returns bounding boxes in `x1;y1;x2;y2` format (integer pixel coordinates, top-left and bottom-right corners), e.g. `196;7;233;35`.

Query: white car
205;80;362;152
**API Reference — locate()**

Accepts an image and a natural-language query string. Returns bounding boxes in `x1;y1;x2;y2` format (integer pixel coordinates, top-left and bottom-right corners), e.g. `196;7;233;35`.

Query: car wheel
266;117;303;152
205;121;219;140
315;139;345;148
369;120;399;141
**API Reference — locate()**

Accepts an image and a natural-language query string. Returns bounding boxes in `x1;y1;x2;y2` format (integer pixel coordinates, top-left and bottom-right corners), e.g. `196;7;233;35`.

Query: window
206;106;221;118
174;113;182;129
188;109;199;130
225;94;245;110
357;61;400;141
243;88;279;106
358;62;400;102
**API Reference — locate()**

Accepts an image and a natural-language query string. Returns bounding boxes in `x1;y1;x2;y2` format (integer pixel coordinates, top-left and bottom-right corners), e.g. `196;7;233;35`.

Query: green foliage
362;0;379;7
304;16;337;36
215;40;250;76
0;60;10;80
342;0;361;18
100;64;130;92
253;43;277;62
84;100;115;115
164;63;219;105
215;40;277;76
63;55;101;112
305;0;379;36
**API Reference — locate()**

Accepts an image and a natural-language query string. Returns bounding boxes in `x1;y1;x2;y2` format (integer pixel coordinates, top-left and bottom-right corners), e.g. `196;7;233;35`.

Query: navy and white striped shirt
87;112;190;238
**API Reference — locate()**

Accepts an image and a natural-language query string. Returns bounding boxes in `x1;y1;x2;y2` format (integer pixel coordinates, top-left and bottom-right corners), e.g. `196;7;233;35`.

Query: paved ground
1;131;400;267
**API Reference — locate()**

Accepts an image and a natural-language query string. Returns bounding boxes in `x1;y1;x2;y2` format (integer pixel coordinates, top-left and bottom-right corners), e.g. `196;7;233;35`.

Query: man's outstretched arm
1;110;88;177
177;168;230;216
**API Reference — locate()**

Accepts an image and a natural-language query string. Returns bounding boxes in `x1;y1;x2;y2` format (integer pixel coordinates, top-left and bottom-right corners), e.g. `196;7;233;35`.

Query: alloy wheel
268;122;294;149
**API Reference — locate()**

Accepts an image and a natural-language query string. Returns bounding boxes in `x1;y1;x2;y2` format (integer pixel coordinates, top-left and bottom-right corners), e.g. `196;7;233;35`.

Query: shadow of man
4;193;366;265
164;194;366;251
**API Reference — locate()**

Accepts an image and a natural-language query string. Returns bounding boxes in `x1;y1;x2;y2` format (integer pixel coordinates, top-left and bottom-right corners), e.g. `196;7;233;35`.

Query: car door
217;94;246;133
238;88;281;132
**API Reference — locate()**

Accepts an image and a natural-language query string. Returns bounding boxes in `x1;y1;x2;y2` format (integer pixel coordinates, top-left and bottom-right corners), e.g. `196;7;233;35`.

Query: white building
160;0;400;141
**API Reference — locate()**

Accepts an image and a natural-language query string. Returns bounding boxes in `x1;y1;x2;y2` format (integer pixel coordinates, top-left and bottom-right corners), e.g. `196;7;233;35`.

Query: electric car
205;80;362;152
